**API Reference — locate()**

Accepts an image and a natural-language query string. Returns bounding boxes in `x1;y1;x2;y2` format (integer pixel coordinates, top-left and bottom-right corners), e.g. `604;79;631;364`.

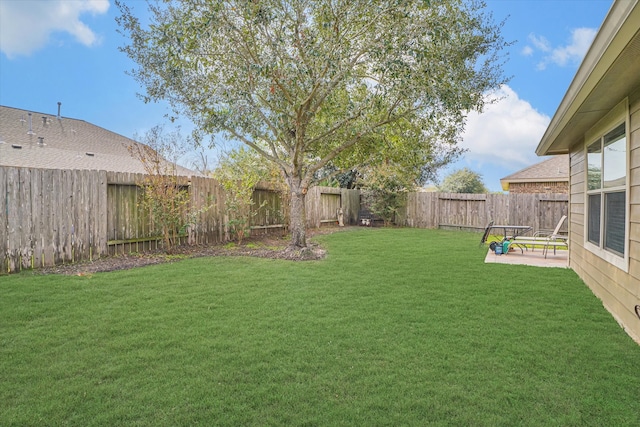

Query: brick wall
508;181;569;194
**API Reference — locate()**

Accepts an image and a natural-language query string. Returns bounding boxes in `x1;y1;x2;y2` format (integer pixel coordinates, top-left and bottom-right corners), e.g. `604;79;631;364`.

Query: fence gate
251;189;286;229
106;184;157;254
319;193;341;225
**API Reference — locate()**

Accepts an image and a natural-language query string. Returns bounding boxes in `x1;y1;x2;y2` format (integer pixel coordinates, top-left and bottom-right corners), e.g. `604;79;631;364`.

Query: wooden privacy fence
1;166;360;273
1;165;568;273
106;172;229;254
401;192;569;233
305;186;360;228
0;168;108;272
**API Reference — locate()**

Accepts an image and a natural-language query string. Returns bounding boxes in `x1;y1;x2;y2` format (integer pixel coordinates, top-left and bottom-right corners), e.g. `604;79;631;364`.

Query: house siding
568;94;640;343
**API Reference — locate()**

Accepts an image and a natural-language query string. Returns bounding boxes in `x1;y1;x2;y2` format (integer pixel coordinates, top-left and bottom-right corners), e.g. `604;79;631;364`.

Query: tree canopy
117;0;509;247
438;167;488;194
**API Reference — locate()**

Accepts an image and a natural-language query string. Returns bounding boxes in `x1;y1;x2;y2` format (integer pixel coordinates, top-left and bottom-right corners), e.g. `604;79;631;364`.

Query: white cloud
527;27;597;70
527;33;551;52
0;0;109;59
521;45;534;56
460;85;550;169
547;27;597;67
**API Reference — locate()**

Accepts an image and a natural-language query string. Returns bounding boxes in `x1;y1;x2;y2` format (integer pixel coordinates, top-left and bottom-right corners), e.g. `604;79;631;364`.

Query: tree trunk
287;176;307;249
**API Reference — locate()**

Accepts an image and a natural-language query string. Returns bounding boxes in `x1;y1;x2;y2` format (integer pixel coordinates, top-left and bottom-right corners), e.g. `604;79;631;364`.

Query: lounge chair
510;215;568;257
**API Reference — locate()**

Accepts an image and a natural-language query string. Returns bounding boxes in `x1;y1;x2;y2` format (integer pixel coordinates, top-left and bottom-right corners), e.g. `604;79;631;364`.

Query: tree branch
306;110;415;181
222;126;289;172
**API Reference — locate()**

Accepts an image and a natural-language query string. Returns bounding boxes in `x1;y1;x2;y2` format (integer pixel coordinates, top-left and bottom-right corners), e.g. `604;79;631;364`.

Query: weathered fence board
0;168;7;272
6;167;20;272
0;168;107;272
304;186;359;227
20;168;33;270
320;193;341;224
1;164;569;274
2;167;291;271
402;192;438;228
32;169;43;268
438;193;487;229
537;197;569;232
252;188;285;229
341;189;360;225
305;186;332;228
189;175;226;244
105;173;198;255
41;168;53;267
402;191;568;233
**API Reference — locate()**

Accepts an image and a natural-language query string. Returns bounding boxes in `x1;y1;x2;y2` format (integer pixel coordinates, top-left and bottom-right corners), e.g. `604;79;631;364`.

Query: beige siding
631;96;640;295
568;97;640;343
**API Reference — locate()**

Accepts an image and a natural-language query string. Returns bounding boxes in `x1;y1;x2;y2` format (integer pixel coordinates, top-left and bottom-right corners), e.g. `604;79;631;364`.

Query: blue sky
0;0;613;191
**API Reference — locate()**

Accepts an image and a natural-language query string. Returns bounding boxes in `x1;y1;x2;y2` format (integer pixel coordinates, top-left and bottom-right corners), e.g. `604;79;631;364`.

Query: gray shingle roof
500;155;569;188
0;105;197;176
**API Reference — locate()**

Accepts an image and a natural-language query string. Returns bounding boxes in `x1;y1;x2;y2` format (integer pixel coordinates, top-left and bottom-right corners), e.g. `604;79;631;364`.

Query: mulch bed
35;227;351;276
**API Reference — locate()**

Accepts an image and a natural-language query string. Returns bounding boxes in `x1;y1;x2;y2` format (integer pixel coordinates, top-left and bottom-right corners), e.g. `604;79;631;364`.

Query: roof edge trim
536;0;639;155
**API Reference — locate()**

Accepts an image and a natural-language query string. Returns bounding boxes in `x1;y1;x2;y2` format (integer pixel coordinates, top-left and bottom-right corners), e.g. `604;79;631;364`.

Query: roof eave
536;0;640;156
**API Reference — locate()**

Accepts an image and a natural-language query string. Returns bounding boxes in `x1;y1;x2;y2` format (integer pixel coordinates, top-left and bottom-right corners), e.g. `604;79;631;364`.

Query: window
586;122;627;258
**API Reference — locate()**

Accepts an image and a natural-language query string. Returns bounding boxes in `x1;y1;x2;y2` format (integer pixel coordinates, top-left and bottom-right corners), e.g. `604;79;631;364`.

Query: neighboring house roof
537;0;640;155
0;105;197;176
500;155;569;191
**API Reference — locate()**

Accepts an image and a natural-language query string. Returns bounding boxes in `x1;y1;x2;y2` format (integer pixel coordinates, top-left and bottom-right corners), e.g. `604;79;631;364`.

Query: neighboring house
500;155;569;193
537;0;640;343
0;105;196;176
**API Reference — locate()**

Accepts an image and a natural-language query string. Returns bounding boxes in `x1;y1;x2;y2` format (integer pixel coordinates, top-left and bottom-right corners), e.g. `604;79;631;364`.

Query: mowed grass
1;228;639;426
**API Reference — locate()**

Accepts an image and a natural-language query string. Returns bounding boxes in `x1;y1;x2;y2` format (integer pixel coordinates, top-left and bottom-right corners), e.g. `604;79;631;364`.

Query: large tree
117;0;508;249
438;167;488;193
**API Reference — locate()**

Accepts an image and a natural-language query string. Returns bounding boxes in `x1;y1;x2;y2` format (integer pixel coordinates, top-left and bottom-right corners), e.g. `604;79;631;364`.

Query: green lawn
1;228;638;426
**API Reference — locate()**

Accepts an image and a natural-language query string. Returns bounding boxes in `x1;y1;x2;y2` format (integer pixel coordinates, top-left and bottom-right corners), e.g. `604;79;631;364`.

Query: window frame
583;99;630;272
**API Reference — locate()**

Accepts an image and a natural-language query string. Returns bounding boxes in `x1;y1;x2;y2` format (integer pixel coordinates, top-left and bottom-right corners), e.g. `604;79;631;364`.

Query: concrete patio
484;247;569;268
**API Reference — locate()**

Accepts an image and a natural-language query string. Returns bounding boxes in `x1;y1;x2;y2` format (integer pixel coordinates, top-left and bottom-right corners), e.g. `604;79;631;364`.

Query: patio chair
517;215;567;241
510;215;568;257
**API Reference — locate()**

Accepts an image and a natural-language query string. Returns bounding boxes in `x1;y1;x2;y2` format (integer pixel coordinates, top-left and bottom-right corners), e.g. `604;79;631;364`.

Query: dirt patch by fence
33;226;352;276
